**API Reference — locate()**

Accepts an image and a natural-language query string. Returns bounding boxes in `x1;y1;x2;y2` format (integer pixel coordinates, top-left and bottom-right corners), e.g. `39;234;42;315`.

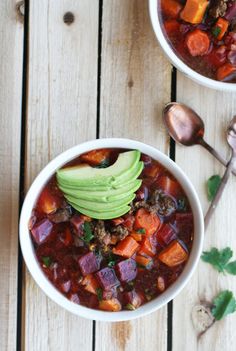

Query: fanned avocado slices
57;150;141;187
60;179;142;202
69;203;131;220
57;150;143;219
67;193;135;213
57;161;143;191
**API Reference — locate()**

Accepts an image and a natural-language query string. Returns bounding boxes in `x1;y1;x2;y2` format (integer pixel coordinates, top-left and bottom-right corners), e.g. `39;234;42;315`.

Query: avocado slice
57;150;141;187
58;161;143;191
67;193;135;212
61;179;142;202
68;203;131;220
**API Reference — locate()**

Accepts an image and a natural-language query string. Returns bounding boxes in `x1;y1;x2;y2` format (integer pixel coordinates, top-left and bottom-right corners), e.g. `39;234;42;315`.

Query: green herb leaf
225;261;236;275
207;175;221;201
81;222;94;244
212;290;236;320
108;260;116;267
107;253;116;267
137;228;146;234
201;247;233;273
42;256;51;267
126;303;136;310
212;26;221;38
96;288;103;301
95;159;110;168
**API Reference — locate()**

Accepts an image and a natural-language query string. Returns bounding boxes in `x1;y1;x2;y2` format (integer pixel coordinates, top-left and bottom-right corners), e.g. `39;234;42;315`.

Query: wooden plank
0;1;24;350
23;1;98;350
173;74;236;350
96;1;171;350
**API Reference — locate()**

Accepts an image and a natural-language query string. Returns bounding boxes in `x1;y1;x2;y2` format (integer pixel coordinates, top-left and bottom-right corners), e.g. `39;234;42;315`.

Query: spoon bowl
163;102;204;146
163;102;236;176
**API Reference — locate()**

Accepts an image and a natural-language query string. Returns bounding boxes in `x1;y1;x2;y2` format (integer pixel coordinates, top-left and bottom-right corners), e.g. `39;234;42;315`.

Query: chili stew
159;0;236;82
29;148;194;312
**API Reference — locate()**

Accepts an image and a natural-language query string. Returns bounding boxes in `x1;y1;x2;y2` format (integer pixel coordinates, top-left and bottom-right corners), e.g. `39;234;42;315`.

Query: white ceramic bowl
20;138;204;322
149;0;236;91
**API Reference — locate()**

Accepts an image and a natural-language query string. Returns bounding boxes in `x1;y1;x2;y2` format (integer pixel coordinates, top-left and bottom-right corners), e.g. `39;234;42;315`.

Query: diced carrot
164;20;181;37
37;187;61;214
213;18;229;40
82;274;100;295
135;255;152;267
161;0;183;19
99;298;121;312
158;240;188;267
134;208;161;236
216;63;236;81
156;175;182;198
112;236;140;258
185;29;210;57
130;231;143;242
138;236;156;257
181;0;209;24
80;149;111;166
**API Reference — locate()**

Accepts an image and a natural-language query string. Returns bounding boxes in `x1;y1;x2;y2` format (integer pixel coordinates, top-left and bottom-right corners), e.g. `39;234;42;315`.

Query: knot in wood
63;12;75;25
16;0;24;23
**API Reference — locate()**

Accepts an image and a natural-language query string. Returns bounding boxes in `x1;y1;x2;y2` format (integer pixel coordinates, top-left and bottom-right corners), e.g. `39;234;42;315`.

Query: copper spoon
204;116;236;229
163;102;236;176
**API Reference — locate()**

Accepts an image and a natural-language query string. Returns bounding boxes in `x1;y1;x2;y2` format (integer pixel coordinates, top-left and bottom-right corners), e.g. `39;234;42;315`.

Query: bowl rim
19;138;204;322
149;0;236;92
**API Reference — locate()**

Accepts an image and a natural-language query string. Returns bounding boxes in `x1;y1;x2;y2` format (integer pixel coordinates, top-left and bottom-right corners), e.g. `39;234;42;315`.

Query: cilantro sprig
81;222;94;244
212;290;236;320
201;247;236;275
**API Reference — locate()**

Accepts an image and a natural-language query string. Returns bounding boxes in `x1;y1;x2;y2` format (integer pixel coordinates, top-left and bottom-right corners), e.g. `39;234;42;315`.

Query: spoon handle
204;158;235;229
200;139;236;176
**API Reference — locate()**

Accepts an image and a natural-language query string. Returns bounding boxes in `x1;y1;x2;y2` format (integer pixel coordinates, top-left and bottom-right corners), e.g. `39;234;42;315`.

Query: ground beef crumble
209;0;229;18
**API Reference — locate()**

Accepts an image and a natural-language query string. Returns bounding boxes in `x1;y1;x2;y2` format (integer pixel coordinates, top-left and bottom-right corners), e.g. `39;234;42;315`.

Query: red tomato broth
29;148;194;311
159;0;236;82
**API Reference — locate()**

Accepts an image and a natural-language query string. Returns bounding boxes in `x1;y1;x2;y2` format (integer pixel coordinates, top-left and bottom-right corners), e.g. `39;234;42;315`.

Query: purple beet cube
96;267;120;290
78;252;101;276
31;219;53;245
115;259;137;282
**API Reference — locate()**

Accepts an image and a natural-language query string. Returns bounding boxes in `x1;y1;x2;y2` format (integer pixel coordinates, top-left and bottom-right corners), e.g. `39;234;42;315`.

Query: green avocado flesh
57;150;143;219
61;179;142;202
58;161;143;191
67;193;135;212
69;203;131;220
57;150;141;187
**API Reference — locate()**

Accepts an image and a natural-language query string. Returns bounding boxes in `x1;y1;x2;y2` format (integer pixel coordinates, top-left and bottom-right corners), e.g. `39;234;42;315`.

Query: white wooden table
1;1;236;350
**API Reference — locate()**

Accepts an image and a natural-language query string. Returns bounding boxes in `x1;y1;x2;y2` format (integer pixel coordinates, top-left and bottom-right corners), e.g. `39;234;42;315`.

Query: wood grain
0;1;24;350
173;74;236;351
96;1;171;350
23;1;98;350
